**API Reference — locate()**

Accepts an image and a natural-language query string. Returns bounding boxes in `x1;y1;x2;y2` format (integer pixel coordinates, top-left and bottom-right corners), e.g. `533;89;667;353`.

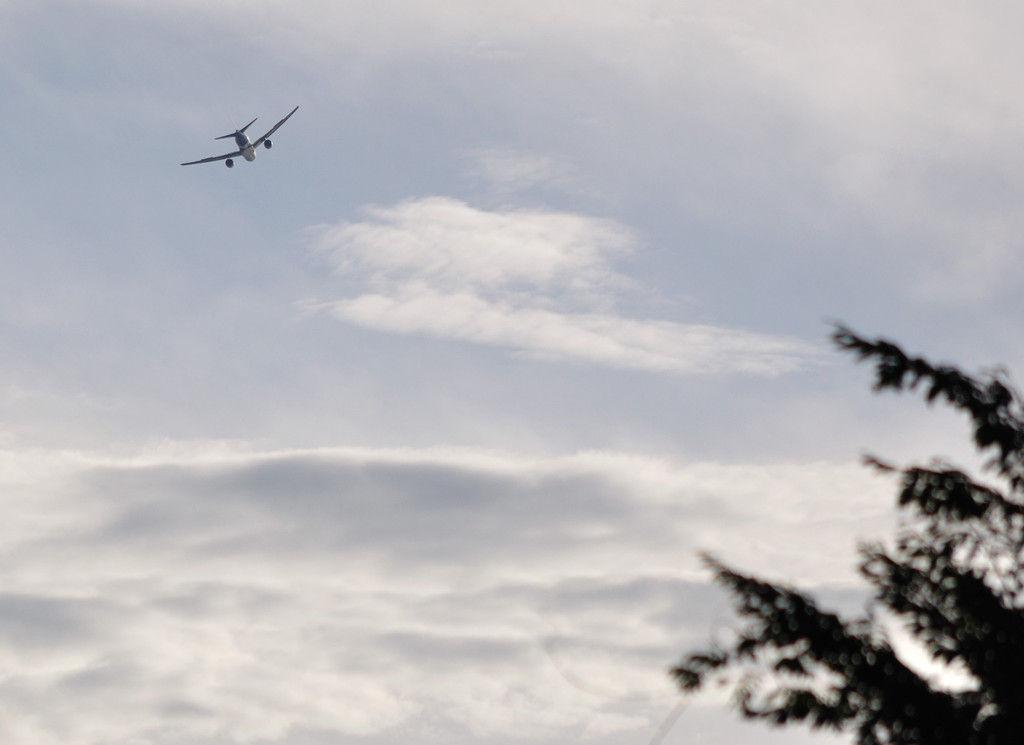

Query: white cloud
0;445;891;745
312;197;630;296
309;198;819;374
325;285;815;375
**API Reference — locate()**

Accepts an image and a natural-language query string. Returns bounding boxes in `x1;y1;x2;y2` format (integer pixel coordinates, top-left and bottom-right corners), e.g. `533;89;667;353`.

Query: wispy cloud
463;147;591;199
309;197;819;374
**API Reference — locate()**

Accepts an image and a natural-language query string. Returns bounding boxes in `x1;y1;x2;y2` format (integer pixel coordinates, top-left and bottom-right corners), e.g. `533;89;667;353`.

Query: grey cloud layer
0;447;889;744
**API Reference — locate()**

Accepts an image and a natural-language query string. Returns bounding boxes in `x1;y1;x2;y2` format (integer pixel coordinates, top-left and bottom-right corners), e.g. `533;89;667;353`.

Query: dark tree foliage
672;326;1024;745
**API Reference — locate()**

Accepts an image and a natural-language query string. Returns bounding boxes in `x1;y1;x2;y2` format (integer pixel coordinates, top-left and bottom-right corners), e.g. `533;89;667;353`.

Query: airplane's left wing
252;105;300;148
180;150;243;166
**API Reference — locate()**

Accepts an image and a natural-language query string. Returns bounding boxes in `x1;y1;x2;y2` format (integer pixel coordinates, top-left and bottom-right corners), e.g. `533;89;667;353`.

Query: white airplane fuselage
231;133;257;162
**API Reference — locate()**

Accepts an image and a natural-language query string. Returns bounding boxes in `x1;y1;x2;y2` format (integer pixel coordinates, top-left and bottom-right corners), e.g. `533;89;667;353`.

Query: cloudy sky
3;2;1023;743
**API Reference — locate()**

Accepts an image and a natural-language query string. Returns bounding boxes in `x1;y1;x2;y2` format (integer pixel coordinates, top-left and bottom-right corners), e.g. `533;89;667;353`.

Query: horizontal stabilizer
214;117;258;140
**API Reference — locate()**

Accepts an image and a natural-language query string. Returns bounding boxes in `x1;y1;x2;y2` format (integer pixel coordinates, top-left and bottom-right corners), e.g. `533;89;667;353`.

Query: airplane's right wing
251;105;300;148
180;150;243;166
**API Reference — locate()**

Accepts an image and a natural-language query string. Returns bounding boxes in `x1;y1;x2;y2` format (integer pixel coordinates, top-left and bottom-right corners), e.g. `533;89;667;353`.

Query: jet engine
225;159;234;168
264;139;273;150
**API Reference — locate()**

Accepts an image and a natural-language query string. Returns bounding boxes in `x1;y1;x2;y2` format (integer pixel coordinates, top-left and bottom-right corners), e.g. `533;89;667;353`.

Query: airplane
181;105;299;167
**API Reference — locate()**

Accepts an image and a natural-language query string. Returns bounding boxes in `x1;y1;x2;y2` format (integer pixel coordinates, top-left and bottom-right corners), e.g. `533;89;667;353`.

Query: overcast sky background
3;2;1024;744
